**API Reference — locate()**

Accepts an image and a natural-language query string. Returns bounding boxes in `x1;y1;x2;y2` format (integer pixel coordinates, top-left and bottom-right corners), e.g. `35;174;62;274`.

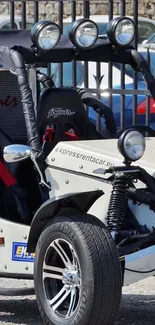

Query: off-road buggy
1;16;155;325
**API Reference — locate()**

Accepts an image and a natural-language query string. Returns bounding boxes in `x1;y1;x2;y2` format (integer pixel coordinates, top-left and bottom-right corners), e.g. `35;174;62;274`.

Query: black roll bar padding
10;49;42;154
37;71;55;89
78;89;117;138
131;49;155;101
147;81;155;102
117;124;155;138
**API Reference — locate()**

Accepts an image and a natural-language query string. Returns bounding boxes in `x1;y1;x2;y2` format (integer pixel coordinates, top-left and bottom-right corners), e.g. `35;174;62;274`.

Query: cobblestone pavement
0;277;155;325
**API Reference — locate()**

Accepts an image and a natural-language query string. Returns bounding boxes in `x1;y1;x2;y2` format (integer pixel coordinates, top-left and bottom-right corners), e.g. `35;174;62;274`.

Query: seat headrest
37;87;90;136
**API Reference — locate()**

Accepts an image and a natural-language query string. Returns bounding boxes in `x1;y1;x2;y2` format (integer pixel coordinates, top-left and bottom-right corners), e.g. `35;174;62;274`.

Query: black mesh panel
0;69;27;143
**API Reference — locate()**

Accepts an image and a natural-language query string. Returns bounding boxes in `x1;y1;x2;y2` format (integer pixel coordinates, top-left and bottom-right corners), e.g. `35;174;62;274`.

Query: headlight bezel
31;20;61;52
107;16;135;47
69;18;99;49
117;129;146;162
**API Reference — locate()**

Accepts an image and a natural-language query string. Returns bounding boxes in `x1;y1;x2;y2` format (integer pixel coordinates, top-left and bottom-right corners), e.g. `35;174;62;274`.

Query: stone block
76;4;82;16
63;3;71;15
46;3;54;16
96;3;109;15
0;3;9;15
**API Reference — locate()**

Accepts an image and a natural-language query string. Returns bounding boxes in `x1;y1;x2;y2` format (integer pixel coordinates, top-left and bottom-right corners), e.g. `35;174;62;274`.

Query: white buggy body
1;137;155;286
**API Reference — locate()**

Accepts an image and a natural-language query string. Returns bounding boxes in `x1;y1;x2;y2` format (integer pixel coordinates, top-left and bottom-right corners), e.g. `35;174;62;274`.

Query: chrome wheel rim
42;238;81;319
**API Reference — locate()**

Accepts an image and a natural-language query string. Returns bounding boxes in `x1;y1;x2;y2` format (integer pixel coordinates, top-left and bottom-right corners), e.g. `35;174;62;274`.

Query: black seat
37;87;103;155
0;127;31;224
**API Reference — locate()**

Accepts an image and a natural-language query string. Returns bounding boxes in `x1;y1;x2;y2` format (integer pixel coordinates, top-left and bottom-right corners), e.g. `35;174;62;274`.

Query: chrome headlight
107;17;135;47
31;20;61;51
69;18;99;49
118;129;146;161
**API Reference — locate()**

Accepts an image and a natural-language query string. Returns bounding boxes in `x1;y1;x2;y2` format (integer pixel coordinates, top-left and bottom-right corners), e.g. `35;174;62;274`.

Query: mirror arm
30;151;51;189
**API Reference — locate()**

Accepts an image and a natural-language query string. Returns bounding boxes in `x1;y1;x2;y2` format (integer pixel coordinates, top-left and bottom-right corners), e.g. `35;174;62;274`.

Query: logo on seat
47;108;75;119
0;96;17;107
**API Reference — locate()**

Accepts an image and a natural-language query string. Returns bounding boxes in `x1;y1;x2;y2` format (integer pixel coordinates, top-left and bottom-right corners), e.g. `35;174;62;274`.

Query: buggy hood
47;138;155;178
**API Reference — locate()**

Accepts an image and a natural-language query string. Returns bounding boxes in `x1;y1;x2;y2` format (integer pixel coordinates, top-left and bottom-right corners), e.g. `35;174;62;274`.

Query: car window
1;22;18;29
113;51;155;81
63;22;108;35
138;22;155;43
18;22;33;29
51;61;84;87
148;33;155;43
95;23;108;34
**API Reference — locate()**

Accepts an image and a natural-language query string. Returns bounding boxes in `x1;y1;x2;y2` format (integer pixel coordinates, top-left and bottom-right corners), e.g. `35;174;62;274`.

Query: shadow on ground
0;297;43;325
116;293;155;325
0;293;155;325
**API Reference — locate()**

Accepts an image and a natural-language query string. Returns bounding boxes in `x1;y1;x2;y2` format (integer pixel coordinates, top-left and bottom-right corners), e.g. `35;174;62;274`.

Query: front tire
34;213;122;325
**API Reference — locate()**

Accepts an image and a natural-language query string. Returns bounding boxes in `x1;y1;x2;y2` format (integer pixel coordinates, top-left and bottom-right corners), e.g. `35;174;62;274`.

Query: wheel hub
62;268;80;287
43;238;81;319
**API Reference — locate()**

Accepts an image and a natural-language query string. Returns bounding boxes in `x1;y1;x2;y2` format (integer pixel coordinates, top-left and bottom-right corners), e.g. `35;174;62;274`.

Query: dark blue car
50;48;155;133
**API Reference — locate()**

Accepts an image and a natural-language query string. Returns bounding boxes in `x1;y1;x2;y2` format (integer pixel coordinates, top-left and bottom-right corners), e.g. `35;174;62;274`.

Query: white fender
87;183;112;225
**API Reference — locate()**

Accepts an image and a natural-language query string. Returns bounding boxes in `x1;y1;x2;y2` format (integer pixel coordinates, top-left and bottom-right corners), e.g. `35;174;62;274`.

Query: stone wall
0;1;155;21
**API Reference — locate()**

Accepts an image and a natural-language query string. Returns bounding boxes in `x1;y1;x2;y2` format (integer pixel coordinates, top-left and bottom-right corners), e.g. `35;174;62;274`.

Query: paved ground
0;277;155;325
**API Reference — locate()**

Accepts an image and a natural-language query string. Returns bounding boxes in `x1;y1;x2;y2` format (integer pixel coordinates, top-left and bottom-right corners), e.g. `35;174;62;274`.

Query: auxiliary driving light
107;17;135;47
31;20;61;51
69;18;99;49
117;129;146;162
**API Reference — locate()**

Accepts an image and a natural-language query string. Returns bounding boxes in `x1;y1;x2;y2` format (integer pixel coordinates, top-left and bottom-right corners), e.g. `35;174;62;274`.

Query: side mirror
3;144;31;163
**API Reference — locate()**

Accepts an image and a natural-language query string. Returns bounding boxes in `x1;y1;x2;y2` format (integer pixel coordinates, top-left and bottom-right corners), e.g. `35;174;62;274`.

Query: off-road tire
34;213;122;325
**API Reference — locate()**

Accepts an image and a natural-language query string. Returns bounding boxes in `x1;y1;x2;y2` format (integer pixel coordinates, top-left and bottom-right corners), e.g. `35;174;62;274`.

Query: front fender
27;190;103;253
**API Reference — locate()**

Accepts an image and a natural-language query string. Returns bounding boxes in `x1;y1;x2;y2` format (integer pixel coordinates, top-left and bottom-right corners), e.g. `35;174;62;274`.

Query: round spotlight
31;20;61;51
117;129;146;162
107;17;135;47
69;18;99;49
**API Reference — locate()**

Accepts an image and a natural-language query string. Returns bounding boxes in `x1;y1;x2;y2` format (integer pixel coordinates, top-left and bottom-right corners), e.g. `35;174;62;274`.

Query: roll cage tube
10;49;42;157
131;49;155;100
117;124;155;137
77;89;117;138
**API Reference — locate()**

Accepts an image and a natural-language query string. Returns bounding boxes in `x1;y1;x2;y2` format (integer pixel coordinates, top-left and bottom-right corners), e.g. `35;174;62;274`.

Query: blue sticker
12;242;35;262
